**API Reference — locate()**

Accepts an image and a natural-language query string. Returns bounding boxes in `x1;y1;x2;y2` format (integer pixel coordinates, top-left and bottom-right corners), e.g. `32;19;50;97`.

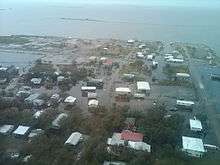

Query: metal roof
190;119;203;131
137;81;150;91
0;125;14;134
65;132;82;146
182;136;205;153
64;96;76;103
115;87;131;93
13;125;30;135
128;141;151;152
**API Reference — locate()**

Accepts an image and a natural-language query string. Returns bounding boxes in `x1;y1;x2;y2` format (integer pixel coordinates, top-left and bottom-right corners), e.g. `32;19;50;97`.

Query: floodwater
0;1;220;55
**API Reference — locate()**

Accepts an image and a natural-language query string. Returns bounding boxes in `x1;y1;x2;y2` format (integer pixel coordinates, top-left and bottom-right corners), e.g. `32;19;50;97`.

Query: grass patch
0;35;30;45
163;65;189;77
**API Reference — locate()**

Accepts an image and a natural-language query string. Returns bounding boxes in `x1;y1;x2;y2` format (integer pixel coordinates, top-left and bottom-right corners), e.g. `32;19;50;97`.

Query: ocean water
0;1;220;55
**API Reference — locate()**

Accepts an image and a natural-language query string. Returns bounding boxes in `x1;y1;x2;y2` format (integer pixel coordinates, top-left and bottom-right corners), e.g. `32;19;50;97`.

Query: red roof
121;130;143;142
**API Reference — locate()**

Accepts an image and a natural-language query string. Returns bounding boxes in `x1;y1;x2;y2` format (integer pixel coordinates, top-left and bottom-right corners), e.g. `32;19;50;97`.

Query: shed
88;99;99;108
28;129;44;138
0;125;14;135
115;87;131;94
64;96;77;105
176;100;195;109
65;132;83;146
182;136;205;157
128;141;151;152
31;78;42;85
13;126;30;137
88;92;97;99
176;73;190;78
190;118;202;132
137;81;150;94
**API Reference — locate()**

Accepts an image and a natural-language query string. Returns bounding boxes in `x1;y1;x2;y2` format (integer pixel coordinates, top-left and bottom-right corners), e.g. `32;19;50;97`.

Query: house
65;132;83;146
64;96;77;106
87;92;97;100
137;81;150;95
81;86;96;97
28;129;44;138
16;90;31;99
128;141;151;152
190;117;202;132
121;130;143;142
182;136;206;157
13;125;30;137
51;113;68;129
0;124;14;135
88;99;99;108
176;100;195;110
103;161;126;165
136;52;144;59
25;93;41;105
30;78;42;86
147;54;154;61
115;87;131;101
107;133;125;146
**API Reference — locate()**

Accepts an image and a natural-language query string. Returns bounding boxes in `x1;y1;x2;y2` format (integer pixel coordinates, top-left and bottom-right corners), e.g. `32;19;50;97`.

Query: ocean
0;1;220;55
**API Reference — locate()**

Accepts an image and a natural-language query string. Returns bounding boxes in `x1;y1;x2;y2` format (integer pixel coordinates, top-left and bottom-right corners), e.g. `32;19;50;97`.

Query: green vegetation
163;64;189;77
0;35;30;45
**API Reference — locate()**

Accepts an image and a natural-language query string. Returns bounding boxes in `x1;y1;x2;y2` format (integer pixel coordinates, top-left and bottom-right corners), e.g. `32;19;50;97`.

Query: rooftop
115;87;131;93
182;136;205;153
137;81;150;91
190;118;203;131
13;125;30;136
128;141;151;152
0;125;14;134
65;132;82;146
121;130;143;142
64;96;77;103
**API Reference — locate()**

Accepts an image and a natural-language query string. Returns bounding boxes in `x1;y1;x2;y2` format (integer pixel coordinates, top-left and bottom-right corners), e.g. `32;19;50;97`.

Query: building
64;96;77;106
103;161;126;165
136;52;144;59
176;73;190;79
190;118;203;132
65;132;83;146
81;86;96;97
30;78;42;86
121;130;143;142
88;99;99;108
87;78;104;89
33;110;44;119
25;93;41;104
128;141;151;152
88;92;97;100
0;124;14;135
176;100;195;110
51;113;68;129
13;125;30;137
115;87;131;101
147;54;154;61
28;129;44;138
107;133;125;146
137;81;150;95
167;58;184;63
127;39;135;44
182;136;205;157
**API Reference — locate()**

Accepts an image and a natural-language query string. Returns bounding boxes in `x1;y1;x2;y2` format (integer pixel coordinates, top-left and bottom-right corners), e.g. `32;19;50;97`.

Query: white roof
182;136;205;153
51;94;60;100
0;67;7;71
81;86;96;91
177;100;195;106
190;119;203;130
33;111;44;119
31;78;42;84
13;125;30;135
107;133;124;146
152;61;158;65
65;132;82;146
64;96;76;103
176;73;190;78
115;87;131;93
137;81;150;90
128;141;151;152
28;129;44;138
147;54;153;59
167;58;184;63
88;92;97;99
136;52;144;58
52;113;68;128
0;125;14;134
127;39;135;43
88;99;99;107
138;44;146;49
89;56;97;60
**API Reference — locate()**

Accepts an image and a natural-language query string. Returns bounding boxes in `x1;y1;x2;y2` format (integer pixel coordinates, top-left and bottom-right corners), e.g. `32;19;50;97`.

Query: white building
0;125;14;135
13;125;30;137
190;118;203;132
147;54;154;61
107;133;125;146
176;100;195;109
88;99;99;108
115;87;131;94
176;73;190;78
182;136;206;157
137;81;150;94
31;78;42;85
128;141;151;152
136;52;144;58
64;96;77;106
28;129;44;138
65;132;83;146
127;39;135;44
33;110;44;119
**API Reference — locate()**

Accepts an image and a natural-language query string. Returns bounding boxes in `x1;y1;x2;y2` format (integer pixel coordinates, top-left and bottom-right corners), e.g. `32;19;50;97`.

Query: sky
2;0;220;8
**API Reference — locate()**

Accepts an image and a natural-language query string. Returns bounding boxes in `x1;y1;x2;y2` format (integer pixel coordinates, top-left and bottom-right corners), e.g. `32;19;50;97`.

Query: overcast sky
2;0;220;7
